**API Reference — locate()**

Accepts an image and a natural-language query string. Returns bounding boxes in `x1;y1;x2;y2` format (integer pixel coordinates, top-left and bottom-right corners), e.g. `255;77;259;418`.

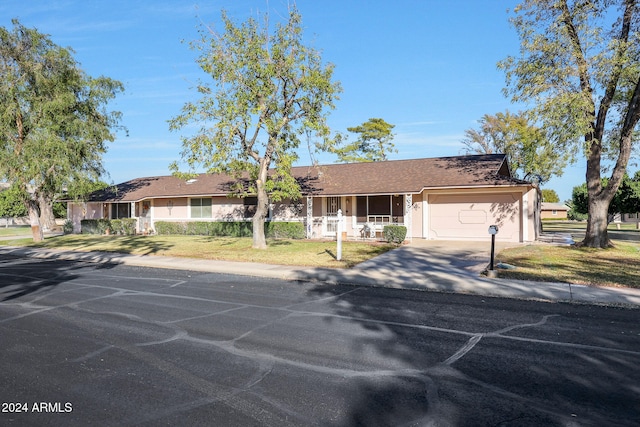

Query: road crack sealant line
443;314;560;366
443;334;483;365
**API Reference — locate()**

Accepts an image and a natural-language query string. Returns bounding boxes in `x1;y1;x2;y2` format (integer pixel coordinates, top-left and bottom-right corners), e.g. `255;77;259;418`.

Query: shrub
185;222;210;236
80;219;110;234
567;208;587;221
110;219;123;234
210;221;253;237
63;219;74;234
266;221;305;239
97;219;111;234
383;225;407;244
80;219;95;234
80;218;136;235
113;218;137;235
155;221;187;235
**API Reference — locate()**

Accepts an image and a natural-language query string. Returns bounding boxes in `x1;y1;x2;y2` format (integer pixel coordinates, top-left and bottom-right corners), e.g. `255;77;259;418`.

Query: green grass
0;234;395;268
542;220;640;241
498;221;640;288
542;220;640;231
0;226;31;237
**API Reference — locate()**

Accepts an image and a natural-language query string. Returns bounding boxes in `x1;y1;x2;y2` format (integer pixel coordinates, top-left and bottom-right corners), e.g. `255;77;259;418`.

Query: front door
324;197;341;236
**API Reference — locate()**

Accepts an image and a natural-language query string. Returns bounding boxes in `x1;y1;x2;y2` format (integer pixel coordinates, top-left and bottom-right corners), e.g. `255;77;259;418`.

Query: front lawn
497;240;640;289
0;234;395;268
0;225;31;237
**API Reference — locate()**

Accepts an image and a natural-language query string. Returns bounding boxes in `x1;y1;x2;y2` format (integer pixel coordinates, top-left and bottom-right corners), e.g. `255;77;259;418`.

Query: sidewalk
1;242;639;308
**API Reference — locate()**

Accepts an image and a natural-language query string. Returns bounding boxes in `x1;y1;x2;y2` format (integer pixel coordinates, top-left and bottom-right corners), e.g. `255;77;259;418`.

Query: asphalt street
1;254;639;426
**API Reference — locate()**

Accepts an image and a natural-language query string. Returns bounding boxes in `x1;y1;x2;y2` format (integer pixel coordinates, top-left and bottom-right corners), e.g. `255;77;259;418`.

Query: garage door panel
429;193;520;242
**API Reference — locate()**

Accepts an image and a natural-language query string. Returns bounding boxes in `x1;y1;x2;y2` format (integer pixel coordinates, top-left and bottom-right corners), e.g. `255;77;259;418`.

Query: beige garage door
428;193;521;241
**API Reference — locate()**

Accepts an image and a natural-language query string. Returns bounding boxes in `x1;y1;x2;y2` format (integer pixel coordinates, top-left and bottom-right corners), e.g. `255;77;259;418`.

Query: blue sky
1;0;589;202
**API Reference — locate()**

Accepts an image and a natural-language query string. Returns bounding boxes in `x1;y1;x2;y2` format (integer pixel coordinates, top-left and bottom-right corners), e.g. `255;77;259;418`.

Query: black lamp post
488;225;499;275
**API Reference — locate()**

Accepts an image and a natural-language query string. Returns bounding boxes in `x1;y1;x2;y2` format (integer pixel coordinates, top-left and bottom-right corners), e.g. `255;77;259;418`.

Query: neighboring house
540;202;569;220
67;154;539;242
618;212;640;224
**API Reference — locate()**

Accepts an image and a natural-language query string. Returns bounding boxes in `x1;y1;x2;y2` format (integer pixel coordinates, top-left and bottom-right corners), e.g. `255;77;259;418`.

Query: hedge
81;218;136;235
110;218;137;235
154;221;305;239
265;221;305;239
81;219;110;234
383;225;407;244
80;219;305;239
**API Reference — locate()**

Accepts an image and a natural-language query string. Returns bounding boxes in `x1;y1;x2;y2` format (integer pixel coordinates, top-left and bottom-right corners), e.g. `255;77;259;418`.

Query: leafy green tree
541;189;560;203
51;180;110;220
618;171;640;214
169;7;341;249
65;179;111;202
0;185;28;220
462;111;565;183
0;19;124;241
571;172;640;219
334;118;396;162
571;185;589;217
500;1;640;248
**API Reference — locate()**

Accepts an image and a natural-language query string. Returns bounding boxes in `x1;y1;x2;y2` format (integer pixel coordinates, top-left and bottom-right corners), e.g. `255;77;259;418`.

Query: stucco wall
153;198;188;219
541;209;568;220
410;192;423;239
68;202;104;233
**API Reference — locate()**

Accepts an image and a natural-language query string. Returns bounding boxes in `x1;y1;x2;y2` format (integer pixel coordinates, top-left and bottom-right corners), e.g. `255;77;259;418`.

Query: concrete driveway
354;238;519;277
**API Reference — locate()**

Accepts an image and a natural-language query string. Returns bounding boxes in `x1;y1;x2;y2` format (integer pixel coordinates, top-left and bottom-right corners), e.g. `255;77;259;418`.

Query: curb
1;246;640;308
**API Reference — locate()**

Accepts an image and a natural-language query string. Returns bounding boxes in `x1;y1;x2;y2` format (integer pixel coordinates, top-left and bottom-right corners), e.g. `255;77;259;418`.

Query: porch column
147;200;153;234
522;190;529;242
404;194;412;242
131;202;137;233
306;196;313;239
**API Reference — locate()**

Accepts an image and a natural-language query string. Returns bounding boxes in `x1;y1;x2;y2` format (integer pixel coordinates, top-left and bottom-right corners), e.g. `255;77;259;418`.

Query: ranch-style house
68;154;539;243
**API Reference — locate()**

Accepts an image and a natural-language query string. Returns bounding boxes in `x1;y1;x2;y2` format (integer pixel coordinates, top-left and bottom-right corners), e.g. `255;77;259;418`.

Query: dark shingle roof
85;154;530;202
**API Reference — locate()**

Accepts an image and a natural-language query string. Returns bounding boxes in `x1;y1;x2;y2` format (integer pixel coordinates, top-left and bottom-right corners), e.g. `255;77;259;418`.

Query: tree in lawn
0;185;28;225
334;118;396;163
169;8;341;249
0;19;124;241
572;172;640;220
462;111;565;184
541;189;560;203
500;0;640;248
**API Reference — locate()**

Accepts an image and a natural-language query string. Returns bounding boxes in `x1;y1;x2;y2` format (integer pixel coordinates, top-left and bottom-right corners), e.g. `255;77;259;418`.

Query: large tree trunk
38;193;56;232
27;199;44;242
581;127;634;248
582;196;612;248
252;178;269;250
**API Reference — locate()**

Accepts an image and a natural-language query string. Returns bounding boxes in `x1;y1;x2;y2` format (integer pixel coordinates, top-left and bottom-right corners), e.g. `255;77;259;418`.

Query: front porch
306;194;413;240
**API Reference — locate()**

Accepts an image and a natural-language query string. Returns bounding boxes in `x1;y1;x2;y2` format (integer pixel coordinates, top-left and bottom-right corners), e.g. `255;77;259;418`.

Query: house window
191;198;212;218
356;197;368;222
111;203;131;219
368;196;390;215
552;210;558;216
355;195;404;223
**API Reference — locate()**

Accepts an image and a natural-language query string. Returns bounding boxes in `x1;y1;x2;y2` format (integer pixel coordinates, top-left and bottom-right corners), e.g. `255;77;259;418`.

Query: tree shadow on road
39;235;175;256
0;255;118;302
301;281;640;425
